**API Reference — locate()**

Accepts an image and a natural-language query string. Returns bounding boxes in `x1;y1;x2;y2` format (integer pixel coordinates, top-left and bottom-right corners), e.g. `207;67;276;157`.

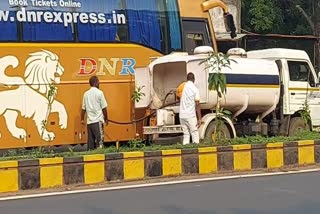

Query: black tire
288;117;310;136
204;121;231;142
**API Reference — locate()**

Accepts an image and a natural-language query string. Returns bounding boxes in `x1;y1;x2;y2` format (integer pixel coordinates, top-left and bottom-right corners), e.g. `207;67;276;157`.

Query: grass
222;130;320;145
0;130;320;161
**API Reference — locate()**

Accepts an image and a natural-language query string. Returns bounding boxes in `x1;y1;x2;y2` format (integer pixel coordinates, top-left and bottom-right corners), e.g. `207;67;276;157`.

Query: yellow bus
0;0;235;149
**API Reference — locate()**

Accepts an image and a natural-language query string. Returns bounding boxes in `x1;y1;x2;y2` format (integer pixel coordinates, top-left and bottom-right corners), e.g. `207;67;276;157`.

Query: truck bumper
143;125;183;135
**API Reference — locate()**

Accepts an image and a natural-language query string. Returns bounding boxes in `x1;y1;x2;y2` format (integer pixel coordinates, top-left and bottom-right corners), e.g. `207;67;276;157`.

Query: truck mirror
224;13;237;39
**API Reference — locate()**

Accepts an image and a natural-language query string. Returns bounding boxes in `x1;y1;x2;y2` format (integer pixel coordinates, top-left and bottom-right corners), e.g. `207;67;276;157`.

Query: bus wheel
288;117;310;136
204;121;231;143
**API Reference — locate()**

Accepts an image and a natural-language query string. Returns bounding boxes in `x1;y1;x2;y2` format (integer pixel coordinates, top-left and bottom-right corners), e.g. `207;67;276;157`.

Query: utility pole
314;0;320;73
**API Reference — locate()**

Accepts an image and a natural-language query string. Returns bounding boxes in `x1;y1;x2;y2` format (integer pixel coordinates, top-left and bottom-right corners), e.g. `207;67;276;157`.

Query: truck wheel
204;121;231;142
288;117;310;136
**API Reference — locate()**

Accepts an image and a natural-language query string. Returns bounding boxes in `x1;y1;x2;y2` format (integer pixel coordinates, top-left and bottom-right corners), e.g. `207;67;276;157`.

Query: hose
108;100;180;125
108;113;155;125
162;90;176;106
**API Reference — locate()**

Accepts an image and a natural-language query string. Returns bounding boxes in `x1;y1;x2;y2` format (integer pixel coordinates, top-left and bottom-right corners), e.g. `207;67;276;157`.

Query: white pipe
232;94;249;119
256;95;279;122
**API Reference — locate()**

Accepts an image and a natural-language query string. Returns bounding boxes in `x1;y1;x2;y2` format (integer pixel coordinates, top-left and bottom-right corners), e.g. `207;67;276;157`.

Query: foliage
1;130;320;161
200;52;234;98
299;98;311;125
127;138;146;149
241;0;313;35
131;85;145;103
199;51;235;144
41;84;57;141
221;130;320;145
248;0;283;33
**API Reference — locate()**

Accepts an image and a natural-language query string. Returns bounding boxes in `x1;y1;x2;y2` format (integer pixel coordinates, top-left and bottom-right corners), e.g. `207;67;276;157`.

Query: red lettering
78;58;97;75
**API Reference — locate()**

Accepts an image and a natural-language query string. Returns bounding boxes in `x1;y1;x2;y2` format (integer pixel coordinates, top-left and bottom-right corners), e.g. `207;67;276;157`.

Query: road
1;172;320;214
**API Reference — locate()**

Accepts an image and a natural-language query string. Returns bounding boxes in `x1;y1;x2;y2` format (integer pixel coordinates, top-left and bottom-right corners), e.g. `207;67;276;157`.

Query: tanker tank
150;47;281;120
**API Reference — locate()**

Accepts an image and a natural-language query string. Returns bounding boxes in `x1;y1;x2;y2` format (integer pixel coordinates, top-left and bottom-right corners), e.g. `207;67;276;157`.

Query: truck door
287;60;320;126
182;19;212;54
134;67;151;109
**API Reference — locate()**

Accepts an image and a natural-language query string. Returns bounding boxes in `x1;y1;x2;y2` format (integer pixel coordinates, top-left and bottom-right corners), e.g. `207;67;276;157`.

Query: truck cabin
247;48;319;88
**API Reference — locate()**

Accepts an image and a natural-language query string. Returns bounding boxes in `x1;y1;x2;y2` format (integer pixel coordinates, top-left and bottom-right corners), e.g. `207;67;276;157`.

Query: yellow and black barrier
0;140;319;193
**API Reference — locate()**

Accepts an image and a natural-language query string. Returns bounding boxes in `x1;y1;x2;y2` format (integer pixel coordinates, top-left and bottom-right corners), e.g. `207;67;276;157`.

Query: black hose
162;90;175;106
108;100;180;125
108;112;155;125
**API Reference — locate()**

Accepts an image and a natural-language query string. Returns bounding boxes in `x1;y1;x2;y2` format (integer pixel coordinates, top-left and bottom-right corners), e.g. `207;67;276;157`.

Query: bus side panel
98;82;136;142
0;44;160;149
24;84;82;148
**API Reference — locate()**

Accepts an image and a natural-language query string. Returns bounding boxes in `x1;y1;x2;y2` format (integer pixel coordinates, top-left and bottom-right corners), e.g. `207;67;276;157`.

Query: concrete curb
1;140;320;193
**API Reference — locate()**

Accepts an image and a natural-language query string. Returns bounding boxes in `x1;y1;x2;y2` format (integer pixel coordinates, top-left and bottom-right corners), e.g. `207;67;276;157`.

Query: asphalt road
1;172;320;214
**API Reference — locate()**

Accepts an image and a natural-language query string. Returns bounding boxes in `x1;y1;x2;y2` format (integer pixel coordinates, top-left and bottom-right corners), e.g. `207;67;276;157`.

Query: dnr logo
78;58;136;76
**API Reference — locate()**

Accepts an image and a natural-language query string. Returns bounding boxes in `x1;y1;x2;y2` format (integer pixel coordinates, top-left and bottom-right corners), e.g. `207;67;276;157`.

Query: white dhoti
180;116;199;145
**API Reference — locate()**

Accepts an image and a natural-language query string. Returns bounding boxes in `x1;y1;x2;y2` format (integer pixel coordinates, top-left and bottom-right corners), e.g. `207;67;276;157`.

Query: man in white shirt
179;72;202;145
81;76;108;150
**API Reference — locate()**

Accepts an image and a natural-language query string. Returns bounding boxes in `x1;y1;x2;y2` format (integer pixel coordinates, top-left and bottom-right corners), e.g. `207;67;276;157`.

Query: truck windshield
288;61;315;87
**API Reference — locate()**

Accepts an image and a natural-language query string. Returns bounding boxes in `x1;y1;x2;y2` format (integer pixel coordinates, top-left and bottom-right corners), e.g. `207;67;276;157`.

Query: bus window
125;0;181;53
186;33;204;54
164;0;182;52
77;0;181;53
182;19;212;54
0;0;182;53
22;5;73;42
77;0;120;42
0;2;17;41
126;0;161;51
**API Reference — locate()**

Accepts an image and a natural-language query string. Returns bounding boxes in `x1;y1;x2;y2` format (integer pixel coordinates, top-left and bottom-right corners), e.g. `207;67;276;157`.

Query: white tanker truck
135;46;320;142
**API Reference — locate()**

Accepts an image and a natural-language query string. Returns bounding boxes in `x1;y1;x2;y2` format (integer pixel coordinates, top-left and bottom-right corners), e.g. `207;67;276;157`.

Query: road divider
0;140;319;194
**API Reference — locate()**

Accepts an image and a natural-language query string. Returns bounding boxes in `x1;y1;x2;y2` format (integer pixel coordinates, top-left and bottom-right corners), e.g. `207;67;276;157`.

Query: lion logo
0;49;68;142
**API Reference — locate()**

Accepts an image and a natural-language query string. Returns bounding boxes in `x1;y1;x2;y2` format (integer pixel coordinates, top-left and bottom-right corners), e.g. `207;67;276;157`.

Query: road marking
0;168;319;202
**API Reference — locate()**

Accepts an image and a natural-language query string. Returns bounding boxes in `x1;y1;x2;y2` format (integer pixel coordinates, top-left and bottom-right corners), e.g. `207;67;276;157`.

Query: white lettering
63;12;73;27
89;13;98;24
27;11;37;22
98;13;106;24
8;0;28;7
79;13;88;23
2;2;126;27
16;8;26;22
52;12;63;22
117;14;126;24
59;0;81;8
0;10;10;22
72;13;79;23
112;11;117;24
8;0;15;6
36;11;43;22
31;0;57;7
43;12;53;22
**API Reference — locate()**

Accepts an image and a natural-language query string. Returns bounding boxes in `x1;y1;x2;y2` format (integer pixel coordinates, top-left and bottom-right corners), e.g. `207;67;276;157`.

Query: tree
294;0;320;71
200;52;234;143
242;0;318;70
242;0;313;35
242;0;283;33
312;0;320;72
